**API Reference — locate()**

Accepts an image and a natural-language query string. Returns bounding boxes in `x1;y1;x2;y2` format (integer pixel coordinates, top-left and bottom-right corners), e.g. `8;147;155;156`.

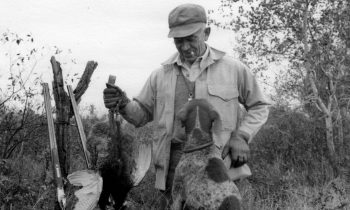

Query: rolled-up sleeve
237;64;271;142
120;69;159;127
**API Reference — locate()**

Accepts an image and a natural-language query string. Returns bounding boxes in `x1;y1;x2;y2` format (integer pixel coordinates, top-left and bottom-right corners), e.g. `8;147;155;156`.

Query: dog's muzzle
183;128;213;153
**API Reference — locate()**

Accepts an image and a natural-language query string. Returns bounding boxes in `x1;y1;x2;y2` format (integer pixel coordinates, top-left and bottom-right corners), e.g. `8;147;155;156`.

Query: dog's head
176;99;219;151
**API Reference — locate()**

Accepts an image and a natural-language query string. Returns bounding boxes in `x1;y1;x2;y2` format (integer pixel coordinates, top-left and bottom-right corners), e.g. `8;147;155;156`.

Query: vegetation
1;0;350;209
1;105;349;209
209;0;350;176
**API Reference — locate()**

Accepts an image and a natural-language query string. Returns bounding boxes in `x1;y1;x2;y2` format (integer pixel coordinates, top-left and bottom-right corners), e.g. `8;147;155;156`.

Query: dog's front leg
171;171;185;210
171;195;184;210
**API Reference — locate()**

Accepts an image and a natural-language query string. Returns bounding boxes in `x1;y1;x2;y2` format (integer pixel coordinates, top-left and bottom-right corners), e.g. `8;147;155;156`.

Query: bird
67;115;152;210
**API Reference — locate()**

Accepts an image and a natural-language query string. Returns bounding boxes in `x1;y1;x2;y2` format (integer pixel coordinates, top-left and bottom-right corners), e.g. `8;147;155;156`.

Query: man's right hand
103;83;130;109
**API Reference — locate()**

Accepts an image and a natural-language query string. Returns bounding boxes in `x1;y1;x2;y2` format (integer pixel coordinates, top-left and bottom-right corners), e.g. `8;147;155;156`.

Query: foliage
240;106;349;209
0;156;51;209
1;18;349;208
0;31;46;159
0;31;89;209
0;103;349;209
0;31;43;109
0;105;47;159
210;0;350;176
210;0;350;103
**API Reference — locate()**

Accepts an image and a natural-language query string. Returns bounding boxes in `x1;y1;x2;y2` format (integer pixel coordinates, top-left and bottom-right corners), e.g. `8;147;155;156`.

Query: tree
49;56;98;177
0;31;44;159
210;0;350;175
0;30;99;209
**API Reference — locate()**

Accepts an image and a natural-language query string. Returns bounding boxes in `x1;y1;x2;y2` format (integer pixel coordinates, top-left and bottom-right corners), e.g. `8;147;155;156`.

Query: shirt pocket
208;84;238;101
207;84;239;131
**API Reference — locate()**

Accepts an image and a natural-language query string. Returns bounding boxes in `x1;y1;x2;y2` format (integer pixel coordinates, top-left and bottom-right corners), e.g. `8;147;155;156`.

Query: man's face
174;27;211;65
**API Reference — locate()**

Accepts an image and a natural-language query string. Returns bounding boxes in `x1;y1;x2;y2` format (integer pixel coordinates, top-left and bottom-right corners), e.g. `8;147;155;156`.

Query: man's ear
204;27;211;41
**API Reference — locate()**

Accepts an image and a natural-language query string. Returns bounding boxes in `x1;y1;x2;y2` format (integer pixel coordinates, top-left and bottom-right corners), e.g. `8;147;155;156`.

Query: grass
1;109;350;209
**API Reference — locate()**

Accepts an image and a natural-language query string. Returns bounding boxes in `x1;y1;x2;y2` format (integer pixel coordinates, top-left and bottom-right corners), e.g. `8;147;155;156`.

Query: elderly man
104;3;270;209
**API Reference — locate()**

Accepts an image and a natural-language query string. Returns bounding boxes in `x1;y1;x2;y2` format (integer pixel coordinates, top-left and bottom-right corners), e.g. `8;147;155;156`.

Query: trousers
159;142;183;209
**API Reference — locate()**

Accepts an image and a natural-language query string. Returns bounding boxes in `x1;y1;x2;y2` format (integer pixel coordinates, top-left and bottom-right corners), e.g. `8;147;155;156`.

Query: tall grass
1;106;349;209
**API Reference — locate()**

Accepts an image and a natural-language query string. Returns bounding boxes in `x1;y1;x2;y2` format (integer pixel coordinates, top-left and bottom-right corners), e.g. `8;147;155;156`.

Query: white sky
0;0;240;114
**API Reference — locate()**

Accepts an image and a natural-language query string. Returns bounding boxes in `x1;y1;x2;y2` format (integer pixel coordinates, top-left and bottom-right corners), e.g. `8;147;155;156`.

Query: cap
168;4;207;38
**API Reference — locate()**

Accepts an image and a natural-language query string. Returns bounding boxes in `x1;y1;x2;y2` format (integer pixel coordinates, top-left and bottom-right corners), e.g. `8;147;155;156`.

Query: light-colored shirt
120;45;270;190
176;45;210;82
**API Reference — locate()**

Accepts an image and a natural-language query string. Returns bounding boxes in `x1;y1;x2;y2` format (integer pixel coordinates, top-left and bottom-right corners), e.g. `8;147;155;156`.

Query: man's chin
183;56;197;64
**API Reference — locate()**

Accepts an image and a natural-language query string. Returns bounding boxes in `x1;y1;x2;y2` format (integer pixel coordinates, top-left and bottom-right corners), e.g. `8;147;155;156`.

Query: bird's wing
68;170;100;187
67;170;103;210
131;143;152;186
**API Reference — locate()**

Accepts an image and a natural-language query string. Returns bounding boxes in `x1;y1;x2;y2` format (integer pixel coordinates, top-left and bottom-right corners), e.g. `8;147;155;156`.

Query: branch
20;96;29;128
0;91;18;107
2;119;25;158
5;121;44;158
73;61;98;103
50;56;72;122
309;70;329;114
0;83;26;107
6;139;24;159
50;56;65;101
301;3;330;116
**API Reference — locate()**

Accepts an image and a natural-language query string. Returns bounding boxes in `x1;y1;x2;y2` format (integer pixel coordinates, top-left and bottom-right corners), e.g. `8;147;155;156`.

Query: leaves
211;0;350;178
211;0;350;107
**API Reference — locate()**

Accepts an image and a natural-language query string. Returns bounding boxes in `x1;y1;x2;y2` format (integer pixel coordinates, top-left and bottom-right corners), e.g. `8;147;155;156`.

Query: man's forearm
237;104;269;143
119;99;152;127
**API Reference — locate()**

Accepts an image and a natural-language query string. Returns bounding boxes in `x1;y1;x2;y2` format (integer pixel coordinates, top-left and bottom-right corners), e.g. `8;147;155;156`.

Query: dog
171;99;241;210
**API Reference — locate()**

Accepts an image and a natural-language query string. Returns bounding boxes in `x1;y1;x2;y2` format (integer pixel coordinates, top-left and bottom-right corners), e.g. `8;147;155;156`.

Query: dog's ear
176;107;188;127
209;109;219;122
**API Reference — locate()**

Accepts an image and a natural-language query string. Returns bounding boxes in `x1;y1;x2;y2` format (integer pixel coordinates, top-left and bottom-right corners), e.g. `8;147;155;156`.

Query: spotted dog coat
171;99;241;210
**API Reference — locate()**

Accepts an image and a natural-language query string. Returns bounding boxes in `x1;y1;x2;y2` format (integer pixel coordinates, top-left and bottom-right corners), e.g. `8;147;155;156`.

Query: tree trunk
337;109;344;156
49;56;98;209
325;114;339;175
301;4;339;176
16;141;24;159
51;57;71;177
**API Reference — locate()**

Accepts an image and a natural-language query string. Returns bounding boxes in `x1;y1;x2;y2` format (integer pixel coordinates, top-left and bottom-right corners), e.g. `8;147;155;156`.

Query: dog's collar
183;142;213;153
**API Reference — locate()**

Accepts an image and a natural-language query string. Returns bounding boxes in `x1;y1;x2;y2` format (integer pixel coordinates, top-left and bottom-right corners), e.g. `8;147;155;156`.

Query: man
103;3;270;208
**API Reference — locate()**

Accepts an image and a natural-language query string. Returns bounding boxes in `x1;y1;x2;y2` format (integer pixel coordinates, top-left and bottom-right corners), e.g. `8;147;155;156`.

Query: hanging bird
67;115;152;210
66;75;151;210
67;169;103;210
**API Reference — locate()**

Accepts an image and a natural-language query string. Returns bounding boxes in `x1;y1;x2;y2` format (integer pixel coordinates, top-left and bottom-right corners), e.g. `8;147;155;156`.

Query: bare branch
73;61;98;103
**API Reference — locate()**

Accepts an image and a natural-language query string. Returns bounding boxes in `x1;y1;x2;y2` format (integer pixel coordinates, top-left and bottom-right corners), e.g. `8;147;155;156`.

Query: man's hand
222;131;250;168
103;83;130;109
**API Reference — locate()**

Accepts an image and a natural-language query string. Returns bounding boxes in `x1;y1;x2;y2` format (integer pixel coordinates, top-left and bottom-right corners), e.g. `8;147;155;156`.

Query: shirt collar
161;44;226;70
175;44;210;68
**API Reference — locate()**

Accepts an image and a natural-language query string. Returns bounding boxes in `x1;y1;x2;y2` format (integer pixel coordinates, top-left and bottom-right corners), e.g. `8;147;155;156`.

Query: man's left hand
222;132;250;168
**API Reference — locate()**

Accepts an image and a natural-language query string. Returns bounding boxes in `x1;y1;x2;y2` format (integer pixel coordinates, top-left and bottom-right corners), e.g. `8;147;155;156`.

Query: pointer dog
171;99;241;210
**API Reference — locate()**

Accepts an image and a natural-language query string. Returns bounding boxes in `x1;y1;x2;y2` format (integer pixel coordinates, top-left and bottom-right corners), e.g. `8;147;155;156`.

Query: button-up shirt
177;44;210;82
120;45;270;190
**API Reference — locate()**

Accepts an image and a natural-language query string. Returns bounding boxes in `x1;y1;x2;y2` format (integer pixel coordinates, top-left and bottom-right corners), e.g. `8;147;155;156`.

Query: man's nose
181;41;191;51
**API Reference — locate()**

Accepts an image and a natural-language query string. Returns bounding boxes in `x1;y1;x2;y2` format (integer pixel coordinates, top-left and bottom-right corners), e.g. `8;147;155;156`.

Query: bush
1;105;349;209
243;105;349;209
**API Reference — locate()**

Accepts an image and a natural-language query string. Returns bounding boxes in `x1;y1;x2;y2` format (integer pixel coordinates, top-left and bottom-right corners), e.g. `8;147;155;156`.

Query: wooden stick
108;75;116;85
107;75;117;134
42;83;66;209
67;85;91;169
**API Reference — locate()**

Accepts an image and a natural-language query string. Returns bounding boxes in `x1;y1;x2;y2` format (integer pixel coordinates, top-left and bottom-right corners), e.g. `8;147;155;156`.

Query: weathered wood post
50;56;98;209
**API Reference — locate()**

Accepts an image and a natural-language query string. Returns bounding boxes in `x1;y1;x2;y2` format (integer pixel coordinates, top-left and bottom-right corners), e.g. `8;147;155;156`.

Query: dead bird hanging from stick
97;109;145;209
67;76;151;210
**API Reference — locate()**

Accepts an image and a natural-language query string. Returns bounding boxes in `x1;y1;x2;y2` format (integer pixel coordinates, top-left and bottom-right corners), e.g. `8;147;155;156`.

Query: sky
0;0;240;114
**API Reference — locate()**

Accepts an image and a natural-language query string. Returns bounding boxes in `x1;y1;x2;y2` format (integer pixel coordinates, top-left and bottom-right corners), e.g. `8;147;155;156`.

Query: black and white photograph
0;0;349;209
